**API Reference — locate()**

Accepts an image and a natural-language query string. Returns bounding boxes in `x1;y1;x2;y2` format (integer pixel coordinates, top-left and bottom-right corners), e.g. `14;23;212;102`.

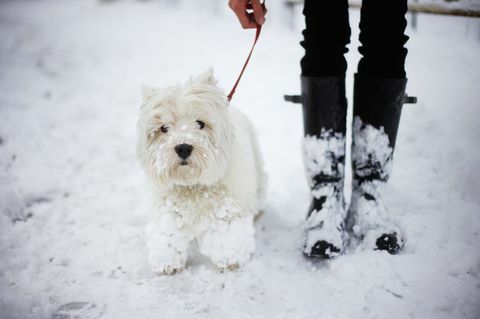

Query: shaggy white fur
137;68;266;275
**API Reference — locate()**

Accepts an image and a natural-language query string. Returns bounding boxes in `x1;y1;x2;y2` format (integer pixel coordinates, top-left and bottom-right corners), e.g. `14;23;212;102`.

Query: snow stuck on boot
302;130;346;257
348;117;404;252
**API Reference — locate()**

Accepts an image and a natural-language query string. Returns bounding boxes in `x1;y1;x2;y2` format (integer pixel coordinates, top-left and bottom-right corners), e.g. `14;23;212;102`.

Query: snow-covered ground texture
1;0;480;318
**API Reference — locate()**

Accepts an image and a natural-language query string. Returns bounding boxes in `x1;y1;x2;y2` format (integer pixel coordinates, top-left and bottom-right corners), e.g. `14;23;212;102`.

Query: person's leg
300;0;351;77
299;0;351;258
357;0;408;78
348;0;413;253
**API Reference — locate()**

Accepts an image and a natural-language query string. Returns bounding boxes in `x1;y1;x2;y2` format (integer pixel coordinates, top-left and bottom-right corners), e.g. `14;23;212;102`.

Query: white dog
137;68;266;275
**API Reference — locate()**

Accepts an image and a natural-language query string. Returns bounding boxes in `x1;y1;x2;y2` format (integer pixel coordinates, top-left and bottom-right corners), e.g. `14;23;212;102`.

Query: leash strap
226;24;262;103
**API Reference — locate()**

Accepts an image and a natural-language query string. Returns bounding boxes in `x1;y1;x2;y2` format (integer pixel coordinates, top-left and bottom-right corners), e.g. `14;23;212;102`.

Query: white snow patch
302;130;346;187
348;117;403;250
352;116;393;179
303;190;346;257
301;130;346;255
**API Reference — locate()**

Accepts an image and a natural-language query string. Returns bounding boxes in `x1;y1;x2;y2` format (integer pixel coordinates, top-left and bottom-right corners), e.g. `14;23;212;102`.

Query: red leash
226;24;262;103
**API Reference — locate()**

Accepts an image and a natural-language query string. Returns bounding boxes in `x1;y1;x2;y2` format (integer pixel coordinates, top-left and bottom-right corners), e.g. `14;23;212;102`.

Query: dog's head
137;68;234;187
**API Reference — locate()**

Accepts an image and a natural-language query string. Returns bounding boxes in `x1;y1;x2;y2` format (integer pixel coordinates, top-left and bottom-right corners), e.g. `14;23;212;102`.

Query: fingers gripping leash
227;0;266;103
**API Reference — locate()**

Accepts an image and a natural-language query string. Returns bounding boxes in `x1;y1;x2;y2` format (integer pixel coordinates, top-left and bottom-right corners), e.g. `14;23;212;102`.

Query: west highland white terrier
137;68;266;275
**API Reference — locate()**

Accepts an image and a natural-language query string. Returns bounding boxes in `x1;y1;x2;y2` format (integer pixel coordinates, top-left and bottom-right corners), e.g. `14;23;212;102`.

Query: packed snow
351;116;393;181
1;1;480;318
302;130;346;185
347;116;404;252
302;130;346;257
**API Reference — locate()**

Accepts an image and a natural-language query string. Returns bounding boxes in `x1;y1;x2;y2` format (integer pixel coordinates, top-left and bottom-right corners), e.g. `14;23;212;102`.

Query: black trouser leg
299;0;350;136
357;0;409;78
300;0;351;77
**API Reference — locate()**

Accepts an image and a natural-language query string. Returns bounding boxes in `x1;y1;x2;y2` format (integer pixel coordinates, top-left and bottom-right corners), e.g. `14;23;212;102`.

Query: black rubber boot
293;75;348;258
347;73;416;254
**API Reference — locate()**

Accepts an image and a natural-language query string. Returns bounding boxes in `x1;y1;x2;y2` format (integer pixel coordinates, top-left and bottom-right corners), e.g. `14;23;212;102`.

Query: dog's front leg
145;212;191;275
198;215;255;270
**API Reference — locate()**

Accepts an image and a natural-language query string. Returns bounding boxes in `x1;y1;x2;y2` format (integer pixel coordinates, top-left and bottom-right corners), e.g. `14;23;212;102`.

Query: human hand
228;0;267;29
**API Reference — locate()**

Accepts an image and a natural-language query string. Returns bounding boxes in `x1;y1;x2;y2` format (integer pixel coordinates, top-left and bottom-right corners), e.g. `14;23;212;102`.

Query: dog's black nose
175;143;193;160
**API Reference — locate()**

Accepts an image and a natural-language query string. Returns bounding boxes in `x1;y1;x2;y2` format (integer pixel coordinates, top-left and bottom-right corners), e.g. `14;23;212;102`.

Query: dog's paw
198;217;255;270
146;215;190;275
148;246;187;276
150;261;184;276
219;263;240;273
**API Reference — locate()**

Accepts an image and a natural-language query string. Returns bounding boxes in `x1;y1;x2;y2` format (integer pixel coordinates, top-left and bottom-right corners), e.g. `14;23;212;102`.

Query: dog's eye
160;125;169;133
196;120;205;129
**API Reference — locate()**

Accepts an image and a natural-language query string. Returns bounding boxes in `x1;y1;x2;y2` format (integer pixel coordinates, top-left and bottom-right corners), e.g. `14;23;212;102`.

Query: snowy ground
1;1;480;318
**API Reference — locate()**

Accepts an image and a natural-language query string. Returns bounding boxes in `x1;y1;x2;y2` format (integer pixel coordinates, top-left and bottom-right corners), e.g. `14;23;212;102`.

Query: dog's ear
195;67;217;86
141;85;158;102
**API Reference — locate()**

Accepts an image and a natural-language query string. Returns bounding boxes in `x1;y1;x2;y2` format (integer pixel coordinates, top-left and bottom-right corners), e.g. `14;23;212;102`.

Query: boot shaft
353;73;407;150
301;75;347;137
352;74;413;186
300;76;348;190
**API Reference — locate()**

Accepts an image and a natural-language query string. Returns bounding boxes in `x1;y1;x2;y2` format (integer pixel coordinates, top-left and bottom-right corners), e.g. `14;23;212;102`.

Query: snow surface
1;1;480;318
